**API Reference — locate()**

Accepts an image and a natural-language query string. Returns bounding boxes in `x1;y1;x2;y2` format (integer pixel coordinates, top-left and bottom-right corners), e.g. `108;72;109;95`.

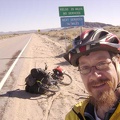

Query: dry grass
41;26;120;40
1;26;120;52
0;34;19;40
103;26;120;38
40;26;120;52
41;27;91;40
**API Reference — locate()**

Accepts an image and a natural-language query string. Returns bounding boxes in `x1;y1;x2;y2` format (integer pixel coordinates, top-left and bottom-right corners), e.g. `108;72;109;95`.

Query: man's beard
90;89;117;109
89;79;117;108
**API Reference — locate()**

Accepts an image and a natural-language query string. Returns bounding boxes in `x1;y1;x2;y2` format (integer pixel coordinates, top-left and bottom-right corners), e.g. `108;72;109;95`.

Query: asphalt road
0;34;32;89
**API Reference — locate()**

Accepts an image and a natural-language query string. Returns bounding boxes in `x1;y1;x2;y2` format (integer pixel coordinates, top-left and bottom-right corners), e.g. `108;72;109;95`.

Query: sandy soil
0;34;88;120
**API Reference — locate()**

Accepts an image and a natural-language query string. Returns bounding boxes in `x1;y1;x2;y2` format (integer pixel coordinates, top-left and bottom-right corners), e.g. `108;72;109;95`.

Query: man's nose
90;66;102;77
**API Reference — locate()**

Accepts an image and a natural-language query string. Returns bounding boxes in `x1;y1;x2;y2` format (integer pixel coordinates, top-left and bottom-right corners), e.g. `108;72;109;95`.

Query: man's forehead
79;51;110;62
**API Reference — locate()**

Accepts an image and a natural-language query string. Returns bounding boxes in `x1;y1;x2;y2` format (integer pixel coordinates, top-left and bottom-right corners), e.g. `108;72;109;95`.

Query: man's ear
119;58;120;64
118;54;120;64
116;54;120;64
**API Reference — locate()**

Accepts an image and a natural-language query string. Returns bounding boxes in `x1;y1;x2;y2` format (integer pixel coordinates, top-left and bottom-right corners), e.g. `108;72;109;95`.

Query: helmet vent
99;31;108;38
109;37;119;43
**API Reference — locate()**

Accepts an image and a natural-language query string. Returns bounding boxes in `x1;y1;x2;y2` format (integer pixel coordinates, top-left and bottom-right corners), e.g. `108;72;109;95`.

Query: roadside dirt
0;34;88;120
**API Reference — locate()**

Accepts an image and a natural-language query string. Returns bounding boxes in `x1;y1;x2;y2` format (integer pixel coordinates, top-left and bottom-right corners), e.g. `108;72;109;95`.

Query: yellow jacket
65;99;120;120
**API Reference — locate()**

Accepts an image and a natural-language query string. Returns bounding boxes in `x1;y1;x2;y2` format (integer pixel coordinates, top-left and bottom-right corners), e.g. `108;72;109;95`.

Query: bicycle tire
59;73;72;85
41;80;60;92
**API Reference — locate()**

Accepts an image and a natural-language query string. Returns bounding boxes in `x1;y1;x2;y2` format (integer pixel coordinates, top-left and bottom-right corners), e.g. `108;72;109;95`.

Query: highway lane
0;34;32;88
0;34;33;118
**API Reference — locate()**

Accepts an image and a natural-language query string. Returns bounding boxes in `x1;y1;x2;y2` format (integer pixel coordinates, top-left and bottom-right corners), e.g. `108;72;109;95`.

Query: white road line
0;36;32;91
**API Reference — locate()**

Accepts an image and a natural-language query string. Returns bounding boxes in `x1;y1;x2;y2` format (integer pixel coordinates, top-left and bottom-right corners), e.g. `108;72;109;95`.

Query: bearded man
64;29;120;120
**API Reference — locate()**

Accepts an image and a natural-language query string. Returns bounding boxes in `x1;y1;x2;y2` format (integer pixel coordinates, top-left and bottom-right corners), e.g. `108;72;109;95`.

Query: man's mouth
92;82;106;88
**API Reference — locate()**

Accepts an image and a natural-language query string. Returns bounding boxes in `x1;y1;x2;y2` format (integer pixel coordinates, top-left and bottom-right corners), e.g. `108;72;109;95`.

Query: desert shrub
59;35;65;40
66;43;72;52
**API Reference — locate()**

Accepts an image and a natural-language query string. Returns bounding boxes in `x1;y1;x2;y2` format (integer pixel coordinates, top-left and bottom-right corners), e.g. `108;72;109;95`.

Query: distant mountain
84;22;113;28
60;21;114;30
0;22;114;35
0;32;5;35
0;30;37;35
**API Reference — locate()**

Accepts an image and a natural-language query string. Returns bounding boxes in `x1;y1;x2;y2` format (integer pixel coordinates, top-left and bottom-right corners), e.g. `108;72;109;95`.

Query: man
64;28;120;120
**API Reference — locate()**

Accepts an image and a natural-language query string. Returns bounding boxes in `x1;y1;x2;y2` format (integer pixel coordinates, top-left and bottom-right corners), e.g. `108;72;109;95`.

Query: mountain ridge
0;21;117;35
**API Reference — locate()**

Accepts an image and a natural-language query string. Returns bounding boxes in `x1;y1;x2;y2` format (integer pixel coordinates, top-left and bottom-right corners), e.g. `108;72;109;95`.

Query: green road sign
59;6;84;16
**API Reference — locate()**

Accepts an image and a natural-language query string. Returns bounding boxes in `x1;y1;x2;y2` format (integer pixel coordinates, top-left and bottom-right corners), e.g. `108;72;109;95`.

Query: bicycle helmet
64;28;120;67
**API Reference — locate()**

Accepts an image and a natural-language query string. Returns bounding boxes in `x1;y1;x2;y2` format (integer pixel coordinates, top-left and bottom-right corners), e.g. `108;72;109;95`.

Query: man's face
78;51;119;102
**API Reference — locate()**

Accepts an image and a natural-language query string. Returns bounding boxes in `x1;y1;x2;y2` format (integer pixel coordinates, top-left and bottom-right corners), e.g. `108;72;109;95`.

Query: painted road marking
0;36;32;91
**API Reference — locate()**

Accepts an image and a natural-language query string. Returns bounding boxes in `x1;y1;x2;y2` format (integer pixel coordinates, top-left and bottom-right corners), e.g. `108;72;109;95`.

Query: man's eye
80;66;89;70
97;62;106;66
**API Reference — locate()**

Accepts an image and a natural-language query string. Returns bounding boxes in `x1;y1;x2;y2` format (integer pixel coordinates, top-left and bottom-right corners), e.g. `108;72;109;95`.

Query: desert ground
0;31;88;120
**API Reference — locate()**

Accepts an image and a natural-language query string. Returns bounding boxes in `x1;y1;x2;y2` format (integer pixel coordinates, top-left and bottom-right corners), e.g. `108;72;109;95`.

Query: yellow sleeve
65;99;89;120
65;109;80;120
110;103;120;120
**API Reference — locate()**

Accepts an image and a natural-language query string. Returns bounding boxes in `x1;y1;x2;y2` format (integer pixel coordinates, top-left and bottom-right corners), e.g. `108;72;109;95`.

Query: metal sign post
64;30;67;51
59;6;85;51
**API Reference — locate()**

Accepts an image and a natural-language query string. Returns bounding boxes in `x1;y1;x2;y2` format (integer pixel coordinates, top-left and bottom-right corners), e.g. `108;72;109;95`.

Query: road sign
61;17;84;27
59;6;84;16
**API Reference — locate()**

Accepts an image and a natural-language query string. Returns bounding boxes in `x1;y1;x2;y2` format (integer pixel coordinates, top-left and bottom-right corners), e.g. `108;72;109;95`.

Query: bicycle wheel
41;81;60;92
59;73;72;85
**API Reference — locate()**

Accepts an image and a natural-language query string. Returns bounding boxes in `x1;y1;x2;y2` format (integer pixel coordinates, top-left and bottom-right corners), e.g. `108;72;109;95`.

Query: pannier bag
25;68;50;94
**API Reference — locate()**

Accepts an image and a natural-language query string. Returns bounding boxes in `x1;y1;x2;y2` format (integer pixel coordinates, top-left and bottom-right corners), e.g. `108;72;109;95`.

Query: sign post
59;6;85;51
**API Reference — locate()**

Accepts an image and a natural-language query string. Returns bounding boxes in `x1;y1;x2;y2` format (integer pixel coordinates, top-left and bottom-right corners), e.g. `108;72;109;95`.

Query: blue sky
0;0;120;32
